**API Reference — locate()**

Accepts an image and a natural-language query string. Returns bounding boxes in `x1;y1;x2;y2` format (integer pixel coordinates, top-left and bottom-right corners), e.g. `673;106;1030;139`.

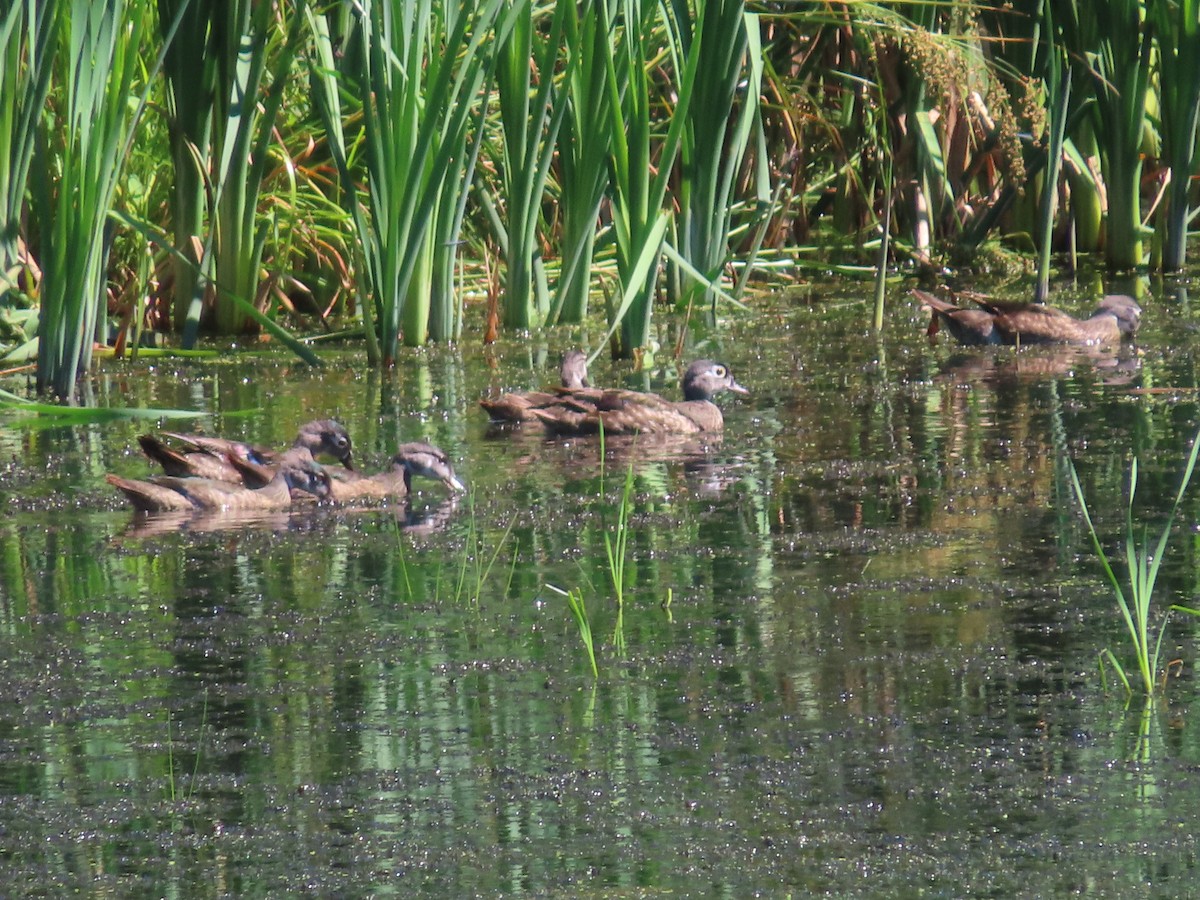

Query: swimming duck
233;441;465;501
531;359;748;435
915;289;1141;346
326;443;466;501
139;419;354;483
480;349;591;423
107;447;332;513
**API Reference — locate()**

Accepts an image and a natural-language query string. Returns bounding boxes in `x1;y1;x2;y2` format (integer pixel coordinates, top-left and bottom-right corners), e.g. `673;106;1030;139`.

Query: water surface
3;282;1200;895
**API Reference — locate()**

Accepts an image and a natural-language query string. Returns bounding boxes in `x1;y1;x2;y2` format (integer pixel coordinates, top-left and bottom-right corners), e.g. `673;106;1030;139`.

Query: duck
480;349;591;423
914;289;1142;346
107;447;332;513
325;443;466;501
531;359;748;435
233;441;465;501
139;419;355;483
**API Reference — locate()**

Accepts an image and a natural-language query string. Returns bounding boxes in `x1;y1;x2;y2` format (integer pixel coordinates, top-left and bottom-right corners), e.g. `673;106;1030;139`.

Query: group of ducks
107;289;1134;516
107;422;466;514
107;355;751;516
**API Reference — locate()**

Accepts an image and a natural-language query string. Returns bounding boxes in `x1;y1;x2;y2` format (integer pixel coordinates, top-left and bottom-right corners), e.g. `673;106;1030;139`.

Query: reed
34;0;148;396
0;1;54;294
1068;432;1200;696
156;0;216;337
669;0;765;316
1148;0;1200;271
489;0;572;331
601;0;701;358
325;0;504;364
548;0;613;325
1058;0;1151;270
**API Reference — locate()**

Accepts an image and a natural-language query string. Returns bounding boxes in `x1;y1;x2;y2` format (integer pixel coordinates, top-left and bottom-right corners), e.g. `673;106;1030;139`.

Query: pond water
3;282;1200;895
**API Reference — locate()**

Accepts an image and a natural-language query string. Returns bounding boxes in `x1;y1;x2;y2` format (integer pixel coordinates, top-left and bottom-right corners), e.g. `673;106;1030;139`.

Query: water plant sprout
1068;428;1200;696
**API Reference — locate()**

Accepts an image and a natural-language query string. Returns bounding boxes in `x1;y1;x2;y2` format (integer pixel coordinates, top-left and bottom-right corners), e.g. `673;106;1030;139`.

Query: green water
3;284;1200;895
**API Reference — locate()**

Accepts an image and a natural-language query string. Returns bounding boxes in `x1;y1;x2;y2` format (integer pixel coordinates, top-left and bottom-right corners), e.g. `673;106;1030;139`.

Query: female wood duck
531;359;748;435
139;419;354;483
915;289;1141;346
326;443;466;501
234;441;465;501
107;447;332;513
481;349;591;423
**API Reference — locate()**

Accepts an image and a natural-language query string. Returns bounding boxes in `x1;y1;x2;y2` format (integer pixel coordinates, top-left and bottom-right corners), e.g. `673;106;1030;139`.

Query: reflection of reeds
1068;431;1200;696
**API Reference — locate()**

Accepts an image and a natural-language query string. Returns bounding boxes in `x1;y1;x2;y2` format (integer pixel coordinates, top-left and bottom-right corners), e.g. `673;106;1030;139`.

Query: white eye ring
715;366;726;377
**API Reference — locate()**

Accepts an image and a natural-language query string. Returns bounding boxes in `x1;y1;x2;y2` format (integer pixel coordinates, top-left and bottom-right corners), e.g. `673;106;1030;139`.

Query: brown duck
326;443;466;501
107;447;332;513
234;441;465;501
915;289;1142;346
531;359;748;435
139;419;355;483
480;349;591;423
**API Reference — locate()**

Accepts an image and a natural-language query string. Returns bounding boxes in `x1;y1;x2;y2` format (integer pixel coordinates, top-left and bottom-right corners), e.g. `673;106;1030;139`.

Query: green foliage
489;0;573;330
1068;430;1200;696
321;0;505;364
0;1;55;291
34;0;148;396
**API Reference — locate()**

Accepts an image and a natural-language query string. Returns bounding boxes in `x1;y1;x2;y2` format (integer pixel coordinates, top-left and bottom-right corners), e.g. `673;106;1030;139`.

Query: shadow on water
4;283;1200;893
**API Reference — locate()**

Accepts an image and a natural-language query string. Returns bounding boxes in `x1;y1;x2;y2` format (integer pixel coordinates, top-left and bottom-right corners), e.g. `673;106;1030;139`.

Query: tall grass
602;0;701;359
156;0;216;337
1057;0;1151;270
548;0;613;325
1068;433;1200;696
669;0;765;316
324;0;505;365
0;2;55;295
488;0;572;331
1149;0;1200;272
34;0;147;396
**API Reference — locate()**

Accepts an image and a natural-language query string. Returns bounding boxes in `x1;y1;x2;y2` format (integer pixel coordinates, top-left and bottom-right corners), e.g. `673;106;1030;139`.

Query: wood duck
481;349;592;423
140;419;355;483
915;289;1142;346
325;442;466;501
234;441;465;501
531;359;748;435
108;447;332;513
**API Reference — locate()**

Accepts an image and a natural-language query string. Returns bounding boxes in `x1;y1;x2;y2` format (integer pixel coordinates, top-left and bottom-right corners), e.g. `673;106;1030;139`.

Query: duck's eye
714;365;727;377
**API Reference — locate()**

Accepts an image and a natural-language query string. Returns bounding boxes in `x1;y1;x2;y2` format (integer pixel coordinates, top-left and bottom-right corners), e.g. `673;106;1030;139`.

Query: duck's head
682;360;749;402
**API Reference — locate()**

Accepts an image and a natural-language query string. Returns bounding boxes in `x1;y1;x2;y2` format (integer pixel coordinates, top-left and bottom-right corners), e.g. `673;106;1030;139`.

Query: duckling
107;447;331;513
139;419;354;483
531;359;748;435
915;289;1141;347
481;349;592;423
